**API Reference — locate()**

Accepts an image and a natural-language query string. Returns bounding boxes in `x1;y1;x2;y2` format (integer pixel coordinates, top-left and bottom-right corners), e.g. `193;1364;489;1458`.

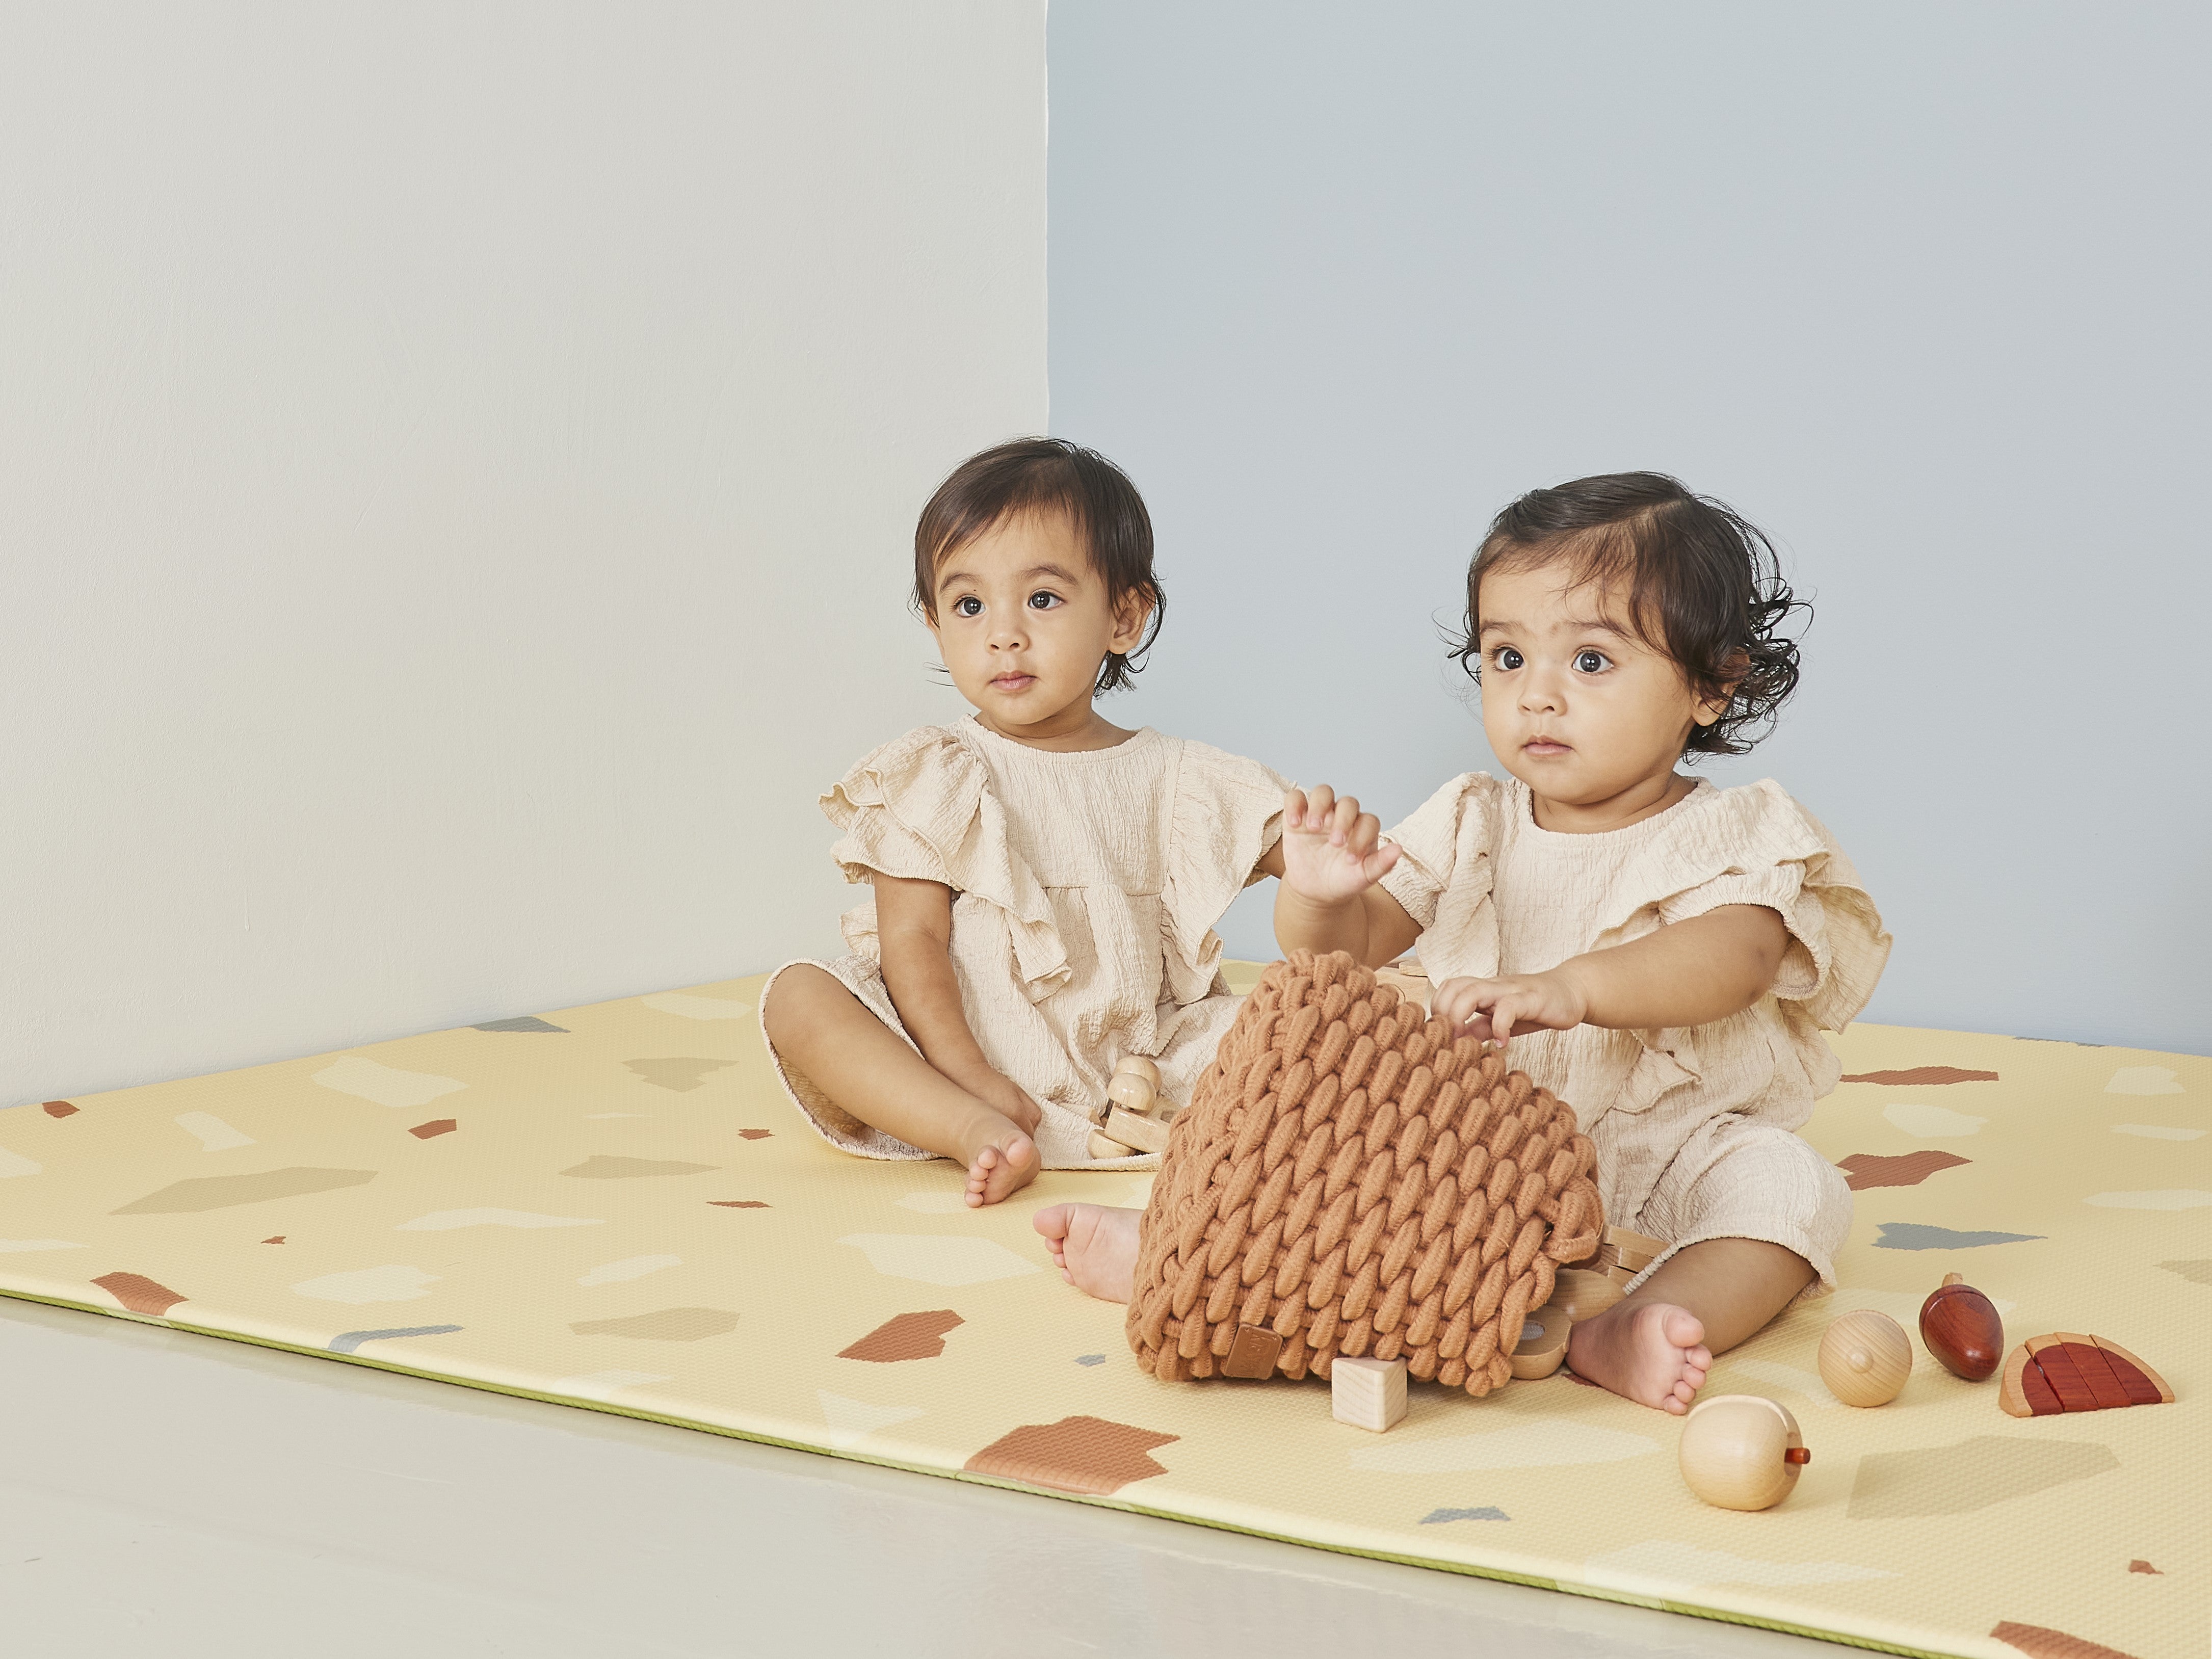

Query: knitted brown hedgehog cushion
1126;950;1604;1398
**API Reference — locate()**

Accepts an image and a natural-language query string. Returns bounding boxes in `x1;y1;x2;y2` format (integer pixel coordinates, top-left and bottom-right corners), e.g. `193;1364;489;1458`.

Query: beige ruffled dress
1378;773;1891;1300
761;720;1288;1168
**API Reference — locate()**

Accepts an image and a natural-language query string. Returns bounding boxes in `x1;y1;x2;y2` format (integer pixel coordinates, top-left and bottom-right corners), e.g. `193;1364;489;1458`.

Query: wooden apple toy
1678;1395;1810;1511
1920;1272;2004;1381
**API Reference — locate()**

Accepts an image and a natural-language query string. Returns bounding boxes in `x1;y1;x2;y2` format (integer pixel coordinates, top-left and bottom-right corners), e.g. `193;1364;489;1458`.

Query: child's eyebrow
1566;614;1636;640
934;562;1085;593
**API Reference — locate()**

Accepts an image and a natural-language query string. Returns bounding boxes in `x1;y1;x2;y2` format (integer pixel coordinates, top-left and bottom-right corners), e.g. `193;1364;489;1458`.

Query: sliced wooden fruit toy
1999;1333;2172;1418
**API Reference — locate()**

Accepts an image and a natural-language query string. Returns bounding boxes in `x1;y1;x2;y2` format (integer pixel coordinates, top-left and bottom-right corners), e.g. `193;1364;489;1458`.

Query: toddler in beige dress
761;439;1288;1206
1038;472;1890;1415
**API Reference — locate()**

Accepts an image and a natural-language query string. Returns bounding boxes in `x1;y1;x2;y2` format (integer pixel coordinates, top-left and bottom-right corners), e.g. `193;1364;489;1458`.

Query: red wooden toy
1919;1272;2004;1381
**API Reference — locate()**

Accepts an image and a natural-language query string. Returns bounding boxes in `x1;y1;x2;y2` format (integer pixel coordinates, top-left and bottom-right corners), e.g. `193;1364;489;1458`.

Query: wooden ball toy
1114;1055;1161;1091
1818;1310;1913;1407
1105;1071;1157;1117
1920;1272;2004;1382
1678;1395;1810;1512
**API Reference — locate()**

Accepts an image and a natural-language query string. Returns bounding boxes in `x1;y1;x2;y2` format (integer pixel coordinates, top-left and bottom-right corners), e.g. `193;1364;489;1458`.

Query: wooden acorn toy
1678;1395;1810;1512
1818;1310;1913;1407
1920;1272;2004;1382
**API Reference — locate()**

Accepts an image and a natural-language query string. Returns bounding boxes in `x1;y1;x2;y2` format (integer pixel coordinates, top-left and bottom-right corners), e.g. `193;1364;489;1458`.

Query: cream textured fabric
761;720;1287;1168
1377;773;1890;1294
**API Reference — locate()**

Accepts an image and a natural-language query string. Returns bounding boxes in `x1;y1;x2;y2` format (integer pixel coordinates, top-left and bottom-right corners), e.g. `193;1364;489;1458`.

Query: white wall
2;3;1046;1105
1049;2;2212;1056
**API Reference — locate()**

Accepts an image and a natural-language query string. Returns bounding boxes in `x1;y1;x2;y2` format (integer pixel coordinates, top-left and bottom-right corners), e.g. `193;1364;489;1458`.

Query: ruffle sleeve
1158;741;1291;1005
1621;780;1891;1033
1378;772;1503;938
821;725;1070;998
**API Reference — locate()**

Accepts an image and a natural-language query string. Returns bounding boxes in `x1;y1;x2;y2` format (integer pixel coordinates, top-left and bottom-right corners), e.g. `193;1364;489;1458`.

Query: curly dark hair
912;437;1163;695
1451;472;1807;758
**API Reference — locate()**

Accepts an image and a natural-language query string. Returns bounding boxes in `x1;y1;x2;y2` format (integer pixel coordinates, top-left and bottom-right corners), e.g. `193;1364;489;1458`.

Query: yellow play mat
2;964;2202;1659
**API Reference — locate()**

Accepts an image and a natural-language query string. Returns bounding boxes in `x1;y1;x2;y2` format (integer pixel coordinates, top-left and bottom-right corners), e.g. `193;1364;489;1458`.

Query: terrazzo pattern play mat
2;964;2203;1659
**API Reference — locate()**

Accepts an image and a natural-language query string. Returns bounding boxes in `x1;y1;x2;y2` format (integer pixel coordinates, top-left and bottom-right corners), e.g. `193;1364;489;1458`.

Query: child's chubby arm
871;873;1043;1134
1431;905;1789;1046
1267;785;1421;969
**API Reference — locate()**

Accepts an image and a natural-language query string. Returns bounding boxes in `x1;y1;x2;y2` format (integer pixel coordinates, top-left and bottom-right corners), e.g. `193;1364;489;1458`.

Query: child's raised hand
1280;785;1400;905
1431;970;1589;1048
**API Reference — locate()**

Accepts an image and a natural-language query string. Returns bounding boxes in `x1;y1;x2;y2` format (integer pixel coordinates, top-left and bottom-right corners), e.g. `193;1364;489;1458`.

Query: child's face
927;510;1150;739
1474;562;1726;809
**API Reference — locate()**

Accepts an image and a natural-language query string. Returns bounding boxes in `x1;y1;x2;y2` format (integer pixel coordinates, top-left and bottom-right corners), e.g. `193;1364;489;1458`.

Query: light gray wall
1049;3;2211;1055
2;3;1045;1105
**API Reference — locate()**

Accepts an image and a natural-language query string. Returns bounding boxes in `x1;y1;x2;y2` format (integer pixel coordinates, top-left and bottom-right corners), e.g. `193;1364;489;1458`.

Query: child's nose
1519;670;1564;712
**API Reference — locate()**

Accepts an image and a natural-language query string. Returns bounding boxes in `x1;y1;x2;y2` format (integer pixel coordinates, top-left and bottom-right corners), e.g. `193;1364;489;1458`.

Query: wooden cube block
1104;1105;1169;1154
1087;1129;1136;1161
1331;1357;1407;1432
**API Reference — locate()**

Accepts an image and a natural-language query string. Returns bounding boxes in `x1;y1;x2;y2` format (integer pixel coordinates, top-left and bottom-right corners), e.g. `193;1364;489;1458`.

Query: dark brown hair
913;437;1164;695
1452;472;1807;757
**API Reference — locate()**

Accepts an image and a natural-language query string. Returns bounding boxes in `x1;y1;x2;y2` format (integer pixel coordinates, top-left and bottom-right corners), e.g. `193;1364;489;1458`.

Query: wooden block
1603;1263;1641;1288
1105;1072;1157;1116
1373;966;1431;1014
1551;1268;1625;1323
1509;1303;1570;1380
2092;1336;2174;1405
1332;1357;1407;1432
1222;1324;1283;1380
1605;1226;1669;1262
1113;1055;1161;1090
1104;1106;1169;1155
1087;1129;1136;1161
1817;1310;1913;1408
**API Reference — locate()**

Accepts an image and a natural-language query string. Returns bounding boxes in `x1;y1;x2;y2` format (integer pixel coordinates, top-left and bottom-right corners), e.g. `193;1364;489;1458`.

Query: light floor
0;1296;1850;1657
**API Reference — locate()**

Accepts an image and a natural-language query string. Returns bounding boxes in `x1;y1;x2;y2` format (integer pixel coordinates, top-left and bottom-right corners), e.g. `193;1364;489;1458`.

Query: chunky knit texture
1127;950;1604;1396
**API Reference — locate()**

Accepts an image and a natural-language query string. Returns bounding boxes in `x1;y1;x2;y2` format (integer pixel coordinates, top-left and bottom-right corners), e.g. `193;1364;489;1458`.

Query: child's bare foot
961;1117;1039;1206
1567;1300;1712;1413
1032;1203;1141;1300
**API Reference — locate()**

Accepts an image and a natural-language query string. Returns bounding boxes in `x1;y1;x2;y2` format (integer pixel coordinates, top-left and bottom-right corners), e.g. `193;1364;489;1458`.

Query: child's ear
1695;649;1751;726
1111;589;1154;652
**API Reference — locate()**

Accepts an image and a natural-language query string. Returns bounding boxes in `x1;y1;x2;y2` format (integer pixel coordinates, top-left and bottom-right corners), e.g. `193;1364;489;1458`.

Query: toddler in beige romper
1377;770;1889;1299
763;719;1285;1168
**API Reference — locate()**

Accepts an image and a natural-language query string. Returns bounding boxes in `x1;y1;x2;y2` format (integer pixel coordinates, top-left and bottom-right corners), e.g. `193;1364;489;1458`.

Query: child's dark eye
1574;649;1612;674
1493;646;1524;671
1027;591;1061;611
953;596;983;618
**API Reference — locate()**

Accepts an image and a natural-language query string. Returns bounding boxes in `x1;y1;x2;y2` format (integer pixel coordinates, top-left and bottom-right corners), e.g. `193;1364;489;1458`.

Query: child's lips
1523;738;1572;756
989;672;1036;693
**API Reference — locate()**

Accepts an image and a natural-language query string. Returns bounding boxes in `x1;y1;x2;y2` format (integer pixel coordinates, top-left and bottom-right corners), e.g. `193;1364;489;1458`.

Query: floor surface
0;1296;1841;1657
